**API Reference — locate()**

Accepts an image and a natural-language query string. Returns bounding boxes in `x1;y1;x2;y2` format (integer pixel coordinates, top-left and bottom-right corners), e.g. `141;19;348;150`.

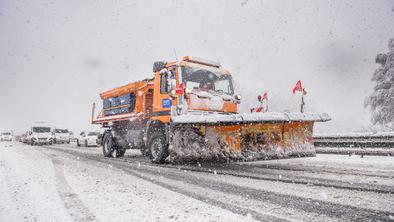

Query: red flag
292;80;302;94
175;83;185;95
262;92;268;101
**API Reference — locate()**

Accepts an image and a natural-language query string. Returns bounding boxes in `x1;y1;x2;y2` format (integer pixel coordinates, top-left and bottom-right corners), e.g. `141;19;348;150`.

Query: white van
27;126;52;145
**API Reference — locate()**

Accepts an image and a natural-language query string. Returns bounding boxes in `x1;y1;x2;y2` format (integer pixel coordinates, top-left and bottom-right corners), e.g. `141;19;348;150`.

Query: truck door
151;67;177;122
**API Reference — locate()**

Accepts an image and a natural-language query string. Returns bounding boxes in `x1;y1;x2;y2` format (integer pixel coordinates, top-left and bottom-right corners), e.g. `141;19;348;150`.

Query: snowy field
1;141;393;222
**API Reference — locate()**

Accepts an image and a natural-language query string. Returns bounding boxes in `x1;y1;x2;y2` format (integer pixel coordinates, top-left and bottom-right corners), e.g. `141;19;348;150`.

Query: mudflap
167;121;316;163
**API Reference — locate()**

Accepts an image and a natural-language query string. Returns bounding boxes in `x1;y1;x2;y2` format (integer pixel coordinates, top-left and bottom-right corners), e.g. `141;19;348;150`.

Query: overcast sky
1;0;394;134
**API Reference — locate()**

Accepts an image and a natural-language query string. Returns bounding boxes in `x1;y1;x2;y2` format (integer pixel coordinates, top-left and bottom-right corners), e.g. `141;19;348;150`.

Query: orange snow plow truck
92;56;330;163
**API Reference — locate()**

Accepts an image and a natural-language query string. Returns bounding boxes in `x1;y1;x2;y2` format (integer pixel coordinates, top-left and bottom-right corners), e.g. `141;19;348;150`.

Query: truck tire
148;132;168;164
84;140;88;147
102;133;115;157
77;140;80;146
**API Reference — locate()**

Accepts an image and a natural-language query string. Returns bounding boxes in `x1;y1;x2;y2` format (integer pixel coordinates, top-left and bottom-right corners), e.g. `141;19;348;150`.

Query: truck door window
160;69;176;94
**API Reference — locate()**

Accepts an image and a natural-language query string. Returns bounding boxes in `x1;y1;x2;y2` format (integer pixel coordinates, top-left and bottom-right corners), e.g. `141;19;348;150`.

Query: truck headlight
234;94;242;100
171;89;176;97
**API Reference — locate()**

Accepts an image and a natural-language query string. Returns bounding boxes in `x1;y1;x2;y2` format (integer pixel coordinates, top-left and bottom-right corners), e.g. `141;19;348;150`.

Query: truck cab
150;56;241;123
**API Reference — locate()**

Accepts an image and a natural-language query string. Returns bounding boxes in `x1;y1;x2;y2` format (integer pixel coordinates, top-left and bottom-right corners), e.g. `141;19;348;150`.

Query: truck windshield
55;129;68;133
32;127;50;133
2;132;11;135
181;65;234;95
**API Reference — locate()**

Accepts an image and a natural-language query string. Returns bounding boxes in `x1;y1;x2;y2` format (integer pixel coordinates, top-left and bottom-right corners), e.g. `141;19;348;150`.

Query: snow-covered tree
365;38;394;129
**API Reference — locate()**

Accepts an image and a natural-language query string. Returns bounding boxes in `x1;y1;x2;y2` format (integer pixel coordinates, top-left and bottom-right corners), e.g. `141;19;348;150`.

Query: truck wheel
84;140;88;147
77;140;80;146
148;132;168;164
102;133;115;157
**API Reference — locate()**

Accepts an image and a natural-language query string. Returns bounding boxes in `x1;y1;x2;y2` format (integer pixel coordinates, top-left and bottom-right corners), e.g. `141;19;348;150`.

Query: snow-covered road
1;142;393;222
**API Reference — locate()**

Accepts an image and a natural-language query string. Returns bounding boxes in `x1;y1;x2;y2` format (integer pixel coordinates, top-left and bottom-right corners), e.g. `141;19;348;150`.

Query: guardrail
313;133;394;156
313;133;394;148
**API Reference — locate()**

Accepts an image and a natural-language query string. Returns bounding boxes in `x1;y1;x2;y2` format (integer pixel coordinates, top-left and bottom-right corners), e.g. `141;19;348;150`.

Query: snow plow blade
168;112;330;163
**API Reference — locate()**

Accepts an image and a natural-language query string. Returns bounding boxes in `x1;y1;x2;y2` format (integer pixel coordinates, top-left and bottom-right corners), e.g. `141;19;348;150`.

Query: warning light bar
182;56;221;68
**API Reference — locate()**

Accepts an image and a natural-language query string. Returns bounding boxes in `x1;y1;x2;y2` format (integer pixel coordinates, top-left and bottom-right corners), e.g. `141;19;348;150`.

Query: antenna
173;48;179;61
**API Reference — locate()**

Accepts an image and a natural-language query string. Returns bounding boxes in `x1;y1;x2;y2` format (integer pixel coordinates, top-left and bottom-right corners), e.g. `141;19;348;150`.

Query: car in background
96;132;103;146
20;132;29;143
14;135;22;142
1;131;13;141
77;131;99;147
27;126;52;145
52;128;70;144
69;131;77;143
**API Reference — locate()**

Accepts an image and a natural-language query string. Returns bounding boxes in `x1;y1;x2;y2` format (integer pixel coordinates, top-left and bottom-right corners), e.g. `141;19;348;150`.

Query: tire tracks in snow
243;162;393;179
42;151;96;222
113;159;394;222
40;146;287;222
45;144;394;194
40;146;394;221
157;164;394;194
